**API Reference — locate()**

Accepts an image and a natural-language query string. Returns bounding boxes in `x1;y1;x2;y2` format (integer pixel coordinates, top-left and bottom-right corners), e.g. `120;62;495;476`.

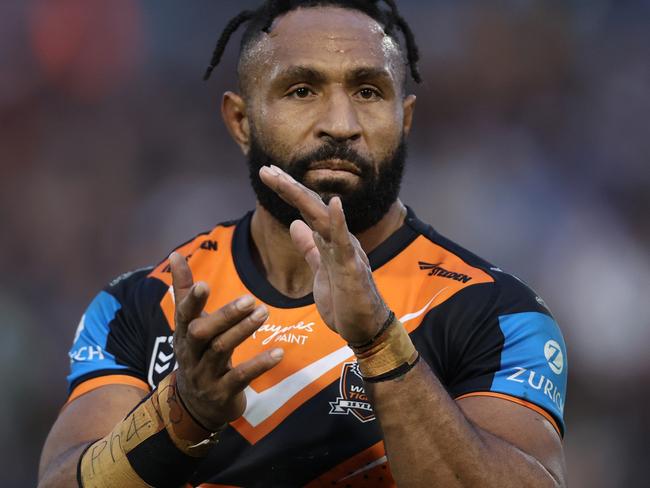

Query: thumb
290;220;321;274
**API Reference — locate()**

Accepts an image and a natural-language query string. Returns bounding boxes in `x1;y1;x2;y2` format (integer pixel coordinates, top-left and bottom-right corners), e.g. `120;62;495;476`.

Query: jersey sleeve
66;268;155;401
419;272;568;435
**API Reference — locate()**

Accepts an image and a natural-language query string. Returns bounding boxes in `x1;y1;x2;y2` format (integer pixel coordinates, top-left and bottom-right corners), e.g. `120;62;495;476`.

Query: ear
222;91;250;154
402;94;416;137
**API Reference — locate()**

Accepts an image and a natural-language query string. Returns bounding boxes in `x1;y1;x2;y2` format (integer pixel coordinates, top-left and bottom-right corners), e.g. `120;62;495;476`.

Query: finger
259;166;331;237
328;197;357;264
170;252;209;336
312;231;334;264
186;294;256;346
170;252;193;304
290;220;321;274
220;348;284;395
351;232;370;267
202;305;269;369
311;232;335;291
175;282;210;338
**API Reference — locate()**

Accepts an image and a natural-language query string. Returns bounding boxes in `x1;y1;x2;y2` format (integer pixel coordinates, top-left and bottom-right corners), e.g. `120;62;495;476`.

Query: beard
247;135;406;234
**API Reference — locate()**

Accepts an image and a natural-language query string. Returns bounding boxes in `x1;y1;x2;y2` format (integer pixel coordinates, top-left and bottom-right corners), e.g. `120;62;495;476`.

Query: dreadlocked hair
203;0;421;84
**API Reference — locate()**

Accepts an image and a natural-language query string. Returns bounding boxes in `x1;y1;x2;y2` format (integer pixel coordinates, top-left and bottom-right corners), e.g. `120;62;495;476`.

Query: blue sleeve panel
67;291;129;387
491;312;567;433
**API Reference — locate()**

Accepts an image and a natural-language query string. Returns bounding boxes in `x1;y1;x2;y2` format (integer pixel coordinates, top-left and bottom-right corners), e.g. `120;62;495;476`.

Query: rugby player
38;1;568;486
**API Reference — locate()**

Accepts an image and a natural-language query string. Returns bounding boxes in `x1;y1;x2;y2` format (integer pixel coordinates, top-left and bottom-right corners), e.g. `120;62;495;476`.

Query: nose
314;88;362;143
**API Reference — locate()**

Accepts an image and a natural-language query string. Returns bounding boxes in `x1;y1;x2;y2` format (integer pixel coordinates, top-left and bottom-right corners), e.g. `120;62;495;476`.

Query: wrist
347;310;396;350
174;371;228;434
162;372;226;454
349;312;420;383
78;371;223;488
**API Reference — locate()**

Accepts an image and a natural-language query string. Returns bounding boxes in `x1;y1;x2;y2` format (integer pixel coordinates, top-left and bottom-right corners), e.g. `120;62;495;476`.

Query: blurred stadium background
1;0;649;485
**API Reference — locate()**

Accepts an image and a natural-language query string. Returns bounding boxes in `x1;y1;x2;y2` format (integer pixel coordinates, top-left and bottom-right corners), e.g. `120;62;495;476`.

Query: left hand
259;165;389;344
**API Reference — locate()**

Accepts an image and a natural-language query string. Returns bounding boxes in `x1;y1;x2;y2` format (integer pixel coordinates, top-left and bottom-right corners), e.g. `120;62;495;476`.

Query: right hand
169;252;284;431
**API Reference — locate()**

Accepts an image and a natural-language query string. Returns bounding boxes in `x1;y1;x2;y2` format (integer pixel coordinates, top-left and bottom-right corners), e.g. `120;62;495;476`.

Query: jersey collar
231;208;420;309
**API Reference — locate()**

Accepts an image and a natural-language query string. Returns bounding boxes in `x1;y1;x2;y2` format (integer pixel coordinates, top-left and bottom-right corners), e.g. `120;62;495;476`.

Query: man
38;1;568;486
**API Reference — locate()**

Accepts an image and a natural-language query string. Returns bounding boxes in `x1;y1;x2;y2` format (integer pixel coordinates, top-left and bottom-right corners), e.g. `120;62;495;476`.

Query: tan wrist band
351;314;419;382
78;372;221;488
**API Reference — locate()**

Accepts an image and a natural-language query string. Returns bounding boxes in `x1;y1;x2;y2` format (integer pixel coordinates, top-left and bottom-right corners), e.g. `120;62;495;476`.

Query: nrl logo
329;362;375;423
148;336;177;388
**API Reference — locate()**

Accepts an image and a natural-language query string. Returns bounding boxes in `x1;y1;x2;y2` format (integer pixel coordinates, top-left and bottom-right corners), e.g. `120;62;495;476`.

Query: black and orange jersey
67;208;567;487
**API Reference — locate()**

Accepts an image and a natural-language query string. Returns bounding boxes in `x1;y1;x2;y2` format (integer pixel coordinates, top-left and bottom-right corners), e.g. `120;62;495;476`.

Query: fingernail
269;164;282;175
270;348;284;360
332;196;342;210
263;165;279;176
236;295;255;311
252;306;268;321
193;283;206;297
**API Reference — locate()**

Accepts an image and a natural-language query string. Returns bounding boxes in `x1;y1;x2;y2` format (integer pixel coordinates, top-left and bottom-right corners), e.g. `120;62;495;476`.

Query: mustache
288;143;373;178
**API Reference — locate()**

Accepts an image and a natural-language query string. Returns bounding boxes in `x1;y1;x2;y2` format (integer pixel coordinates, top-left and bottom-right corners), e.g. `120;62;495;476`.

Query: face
224;7;416;233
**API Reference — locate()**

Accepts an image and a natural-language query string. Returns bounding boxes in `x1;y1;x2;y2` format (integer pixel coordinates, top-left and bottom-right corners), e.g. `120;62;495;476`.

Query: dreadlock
203;0;421;84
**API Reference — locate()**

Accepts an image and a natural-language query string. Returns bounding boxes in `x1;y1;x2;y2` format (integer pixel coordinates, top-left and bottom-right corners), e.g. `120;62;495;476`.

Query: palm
261;166;387;344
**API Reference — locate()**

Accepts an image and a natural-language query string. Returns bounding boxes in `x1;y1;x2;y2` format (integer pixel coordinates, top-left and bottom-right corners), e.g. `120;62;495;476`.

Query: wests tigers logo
329;362;375;423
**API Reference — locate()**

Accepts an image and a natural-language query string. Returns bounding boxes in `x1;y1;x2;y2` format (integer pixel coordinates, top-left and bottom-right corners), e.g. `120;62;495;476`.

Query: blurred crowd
1;0;648;486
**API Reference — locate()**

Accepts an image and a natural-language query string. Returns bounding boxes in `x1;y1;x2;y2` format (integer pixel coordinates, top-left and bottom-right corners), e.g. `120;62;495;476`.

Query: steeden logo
544;340;563;375
418;261;472;283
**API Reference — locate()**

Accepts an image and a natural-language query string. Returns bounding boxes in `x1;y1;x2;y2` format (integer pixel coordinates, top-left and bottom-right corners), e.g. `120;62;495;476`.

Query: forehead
246;7;403;79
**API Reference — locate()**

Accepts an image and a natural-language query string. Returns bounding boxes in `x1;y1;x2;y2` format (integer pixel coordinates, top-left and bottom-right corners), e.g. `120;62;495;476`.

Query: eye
288;86;315;99
357;87;381;101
